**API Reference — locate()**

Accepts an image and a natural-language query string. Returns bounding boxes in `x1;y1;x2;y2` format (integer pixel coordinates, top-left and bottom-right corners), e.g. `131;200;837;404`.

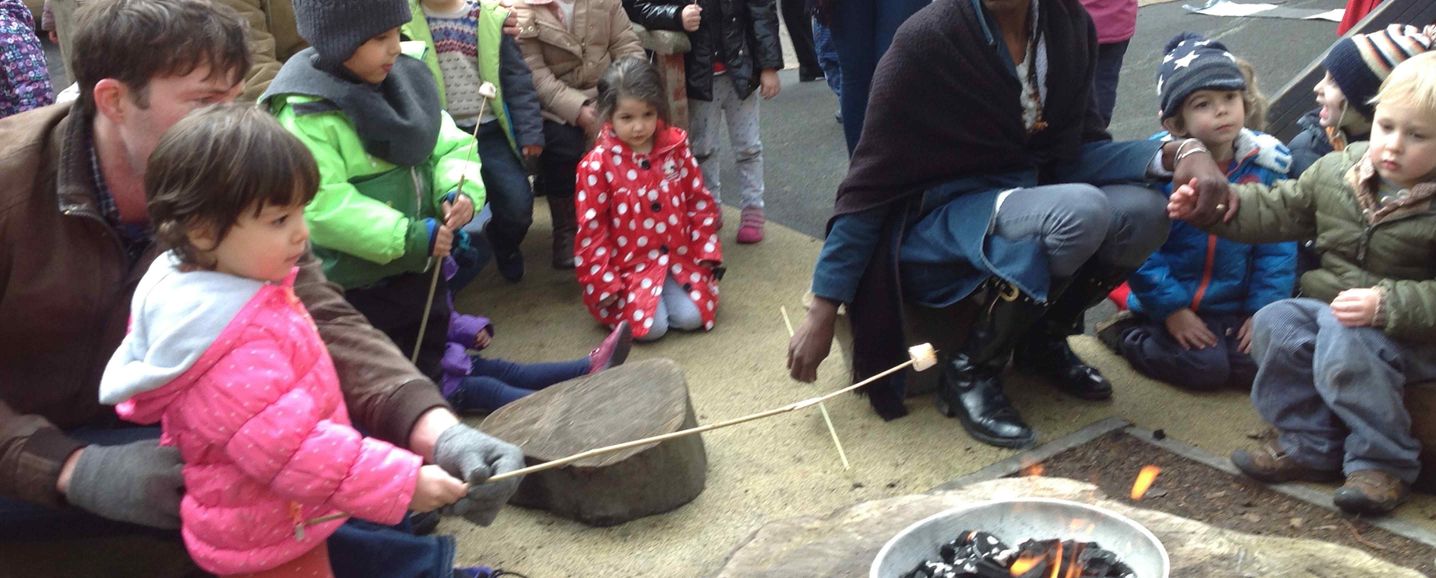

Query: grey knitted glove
66;440;184;529
433;424;525;526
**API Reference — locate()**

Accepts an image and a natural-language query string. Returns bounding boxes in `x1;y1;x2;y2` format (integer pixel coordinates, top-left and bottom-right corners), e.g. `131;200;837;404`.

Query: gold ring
1215;203;1227;212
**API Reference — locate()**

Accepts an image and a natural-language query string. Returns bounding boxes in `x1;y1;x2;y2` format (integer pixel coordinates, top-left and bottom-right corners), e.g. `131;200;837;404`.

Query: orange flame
1010;555;1041;576
1130;465;1163;501
1048;540;1063;578
1019;456;1046;477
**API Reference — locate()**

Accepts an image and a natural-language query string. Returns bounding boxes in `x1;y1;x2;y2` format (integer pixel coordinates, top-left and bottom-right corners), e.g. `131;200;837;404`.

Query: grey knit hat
1156;33;1245;120
292;0;412;70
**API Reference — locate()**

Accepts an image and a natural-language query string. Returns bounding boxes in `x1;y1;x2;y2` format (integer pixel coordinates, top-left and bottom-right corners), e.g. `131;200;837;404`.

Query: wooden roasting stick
484;342;939;484
781;306;849;470
306;84;503;532
411;81;498;364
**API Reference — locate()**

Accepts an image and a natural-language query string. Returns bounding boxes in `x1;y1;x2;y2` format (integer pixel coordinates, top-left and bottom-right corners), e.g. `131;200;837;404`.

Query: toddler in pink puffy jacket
98;105;467;577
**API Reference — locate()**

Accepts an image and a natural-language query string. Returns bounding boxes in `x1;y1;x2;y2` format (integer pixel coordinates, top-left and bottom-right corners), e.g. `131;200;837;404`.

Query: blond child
1168;52;1436;516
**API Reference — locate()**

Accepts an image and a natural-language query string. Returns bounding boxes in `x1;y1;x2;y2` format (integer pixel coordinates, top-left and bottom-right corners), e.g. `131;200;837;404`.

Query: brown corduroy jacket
0;103;449;508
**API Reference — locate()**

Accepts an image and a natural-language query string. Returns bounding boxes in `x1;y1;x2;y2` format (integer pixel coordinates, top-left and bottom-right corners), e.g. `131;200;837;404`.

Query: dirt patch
1027;431;1436;576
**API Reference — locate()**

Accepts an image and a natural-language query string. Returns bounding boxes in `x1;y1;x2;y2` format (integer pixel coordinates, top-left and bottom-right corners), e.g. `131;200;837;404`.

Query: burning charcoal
1110;561;1137;578
901;560;956;578
951;558;1012;578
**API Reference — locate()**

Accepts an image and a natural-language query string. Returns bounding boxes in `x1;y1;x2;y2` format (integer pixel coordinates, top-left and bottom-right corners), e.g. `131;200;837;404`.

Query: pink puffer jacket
102;261;420;574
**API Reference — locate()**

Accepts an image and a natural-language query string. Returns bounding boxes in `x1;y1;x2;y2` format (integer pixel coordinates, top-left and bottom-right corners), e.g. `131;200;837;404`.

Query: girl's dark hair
145;104;320;267
596;57;670;125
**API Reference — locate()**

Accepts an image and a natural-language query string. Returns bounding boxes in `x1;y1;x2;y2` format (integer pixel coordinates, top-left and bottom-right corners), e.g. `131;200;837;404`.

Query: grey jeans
690;77;764;209
1252;298;1436;482
991;183;1168;278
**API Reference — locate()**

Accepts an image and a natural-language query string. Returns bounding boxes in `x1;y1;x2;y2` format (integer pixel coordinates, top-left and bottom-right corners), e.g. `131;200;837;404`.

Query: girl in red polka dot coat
575;58;723;341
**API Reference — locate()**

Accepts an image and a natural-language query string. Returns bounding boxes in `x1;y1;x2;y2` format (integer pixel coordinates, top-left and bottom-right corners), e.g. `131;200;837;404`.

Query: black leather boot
548;195;577;270
1012;263;1134;401
935;280;1048;449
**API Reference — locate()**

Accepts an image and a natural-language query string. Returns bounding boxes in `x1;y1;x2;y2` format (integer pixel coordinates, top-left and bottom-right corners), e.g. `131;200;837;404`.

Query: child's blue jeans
449;356;591;412
1251;298;1436;483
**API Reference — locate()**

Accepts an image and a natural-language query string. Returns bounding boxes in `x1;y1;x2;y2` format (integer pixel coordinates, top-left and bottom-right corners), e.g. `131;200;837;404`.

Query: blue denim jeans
473;121;535;263
449;356;591;412
828;0;928;153
1091;40;1130;127
812;18;842;100
1251;298;1436;483
636;274;705;342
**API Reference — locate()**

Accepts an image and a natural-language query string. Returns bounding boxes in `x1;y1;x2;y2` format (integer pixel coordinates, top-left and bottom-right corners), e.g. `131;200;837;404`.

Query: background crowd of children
4;0;1436;574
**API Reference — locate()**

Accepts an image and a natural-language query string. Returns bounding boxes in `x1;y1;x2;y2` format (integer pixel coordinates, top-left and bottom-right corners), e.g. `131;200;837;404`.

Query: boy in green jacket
1169;52;1436;516
261;0;484;378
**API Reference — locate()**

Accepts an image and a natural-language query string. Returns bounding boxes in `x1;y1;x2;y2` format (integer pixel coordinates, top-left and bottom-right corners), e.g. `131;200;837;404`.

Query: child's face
1369;100;1436;189
1172;89;1245;150
612;97;658;150
1314;72;1350;129
191;201;310;283
344;27;402;85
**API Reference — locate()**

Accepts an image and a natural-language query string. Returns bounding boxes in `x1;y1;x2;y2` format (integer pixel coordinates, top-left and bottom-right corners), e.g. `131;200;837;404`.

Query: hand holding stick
782;306;849;470
484;343;939;484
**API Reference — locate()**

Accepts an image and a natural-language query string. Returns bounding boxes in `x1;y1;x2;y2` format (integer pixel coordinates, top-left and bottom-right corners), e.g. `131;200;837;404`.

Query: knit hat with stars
1323;24;1435;121
1156;32;1245;120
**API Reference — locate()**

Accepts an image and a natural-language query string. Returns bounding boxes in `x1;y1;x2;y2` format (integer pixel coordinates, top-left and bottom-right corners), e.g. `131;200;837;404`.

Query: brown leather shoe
1230;440;1342;484
1334;469;1410;515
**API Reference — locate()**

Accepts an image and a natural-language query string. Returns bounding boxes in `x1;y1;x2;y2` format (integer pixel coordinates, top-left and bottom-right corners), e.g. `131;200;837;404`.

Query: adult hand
1236;316;1255;354
577;103;600;136
64;441;183;529
759;69;781;100
681;3;702;32
787;297;838;382
1171;146;1236;226
431;222;454;258
410;465;468;513
444;193;475;229
1163;308;1217;350
434;424;526;526
1331;288;1381;327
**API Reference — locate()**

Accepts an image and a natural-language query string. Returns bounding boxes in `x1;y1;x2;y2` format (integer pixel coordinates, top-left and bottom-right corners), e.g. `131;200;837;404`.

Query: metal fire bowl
870;498;1170;578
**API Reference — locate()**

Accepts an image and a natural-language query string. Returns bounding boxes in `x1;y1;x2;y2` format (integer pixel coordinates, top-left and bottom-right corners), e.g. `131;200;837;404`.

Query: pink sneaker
736;206;765;244
588;321;632;373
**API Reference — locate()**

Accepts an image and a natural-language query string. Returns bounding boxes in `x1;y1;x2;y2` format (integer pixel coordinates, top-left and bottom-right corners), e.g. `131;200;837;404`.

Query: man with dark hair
0;0;526;574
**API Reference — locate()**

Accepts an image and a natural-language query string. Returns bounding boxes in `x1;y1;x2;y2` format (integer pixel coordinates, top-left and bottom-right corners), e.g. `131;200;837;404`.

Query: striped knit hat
1323;24;1436;120
1157;33;1245;120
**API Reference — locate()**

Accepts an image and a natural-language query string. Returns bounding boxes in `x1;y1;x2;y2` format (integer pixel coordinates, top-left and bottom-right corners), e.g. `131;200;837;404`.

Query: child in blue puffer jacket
1097;34;1297;390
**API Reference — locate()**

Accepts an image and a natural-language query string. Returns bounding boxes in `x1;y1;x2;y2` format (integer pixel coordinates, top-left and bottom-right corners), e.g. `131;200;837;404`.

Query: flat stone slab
714;476;1421;578
481;358;706;526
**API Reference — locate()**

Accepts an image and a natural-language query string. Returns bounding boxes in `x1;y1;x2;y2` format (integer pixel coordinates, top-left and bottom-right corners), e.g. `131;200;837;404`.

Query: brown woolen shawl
830;0;1111;417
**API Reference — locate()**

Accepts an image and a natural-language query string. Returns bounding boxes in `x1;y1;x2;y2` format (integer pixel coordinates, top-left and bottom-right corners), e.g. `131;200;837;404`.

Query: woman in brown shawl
786;0;1234;448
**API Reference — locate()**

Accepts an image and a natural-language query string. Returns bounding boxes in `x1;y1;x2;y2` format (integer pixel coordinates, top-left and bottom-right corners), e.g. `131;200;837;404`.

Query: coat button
660;245;670;254
651;201;662;212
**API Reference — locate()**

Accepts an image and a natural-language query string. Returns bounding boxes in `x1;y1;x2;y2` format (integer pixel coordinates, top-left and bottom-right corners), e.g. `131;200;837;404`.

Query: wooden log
1403;382;1436;493
480;358;707;526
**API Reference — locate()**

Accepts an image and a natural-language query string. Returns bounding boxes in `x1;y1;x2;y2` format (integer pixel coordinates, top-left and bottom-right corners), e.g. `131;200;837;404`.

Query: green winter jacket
269;42;484;290
404;0;517;152
1211;143;1436;340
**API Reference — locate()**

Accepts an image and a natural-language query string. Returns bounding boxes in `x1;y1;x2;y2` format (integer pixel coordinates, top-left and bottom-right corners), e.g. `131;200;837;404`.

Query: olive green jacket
1213;143;1436;340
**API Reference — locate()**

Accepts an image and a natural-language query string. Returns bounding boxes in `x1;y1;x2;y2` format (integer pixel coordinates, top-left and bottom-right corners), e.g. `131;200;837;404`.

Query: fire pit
870;498;1169;578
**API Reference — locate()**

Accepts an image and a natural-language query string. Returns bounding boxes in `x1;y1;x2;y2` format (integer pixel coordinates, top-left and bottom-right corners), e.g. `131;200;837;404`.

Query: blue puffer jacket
1128;129;1299;319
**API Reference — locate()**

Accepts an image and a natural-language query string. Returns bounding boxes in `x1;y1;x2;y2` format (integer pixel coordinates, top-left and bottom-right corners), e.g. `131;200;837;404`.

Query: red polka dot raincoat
574;124;723;339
